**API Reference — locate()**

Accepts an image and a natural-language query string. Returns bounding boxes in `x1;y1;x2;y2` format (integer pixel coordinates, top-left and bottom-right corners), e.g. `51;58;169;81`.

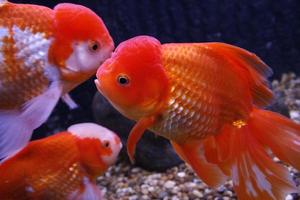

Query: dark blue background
13;0;300;77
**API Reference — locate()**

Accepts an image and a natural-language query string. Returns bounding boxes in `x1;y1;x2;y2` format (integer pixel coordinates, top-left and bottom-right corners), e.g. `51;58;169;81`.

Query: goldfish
95;36;300;199
0;0;114;159
0;122;122;200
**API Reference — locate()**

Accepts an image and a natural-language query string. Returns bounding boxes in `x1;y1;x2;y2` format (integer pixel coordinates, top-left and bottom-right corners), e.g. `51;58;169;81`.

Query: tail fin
250;109;300;171
203;109;300;199
172;109;299;199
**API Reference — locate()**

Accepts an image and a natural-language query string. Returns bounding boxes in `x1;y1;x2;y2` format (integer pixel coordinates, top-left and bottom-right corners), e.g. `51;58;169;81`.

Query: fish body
96;36;300;199
153;43;257;140
0;1;114;158
0;2;54;109
0;123;122;200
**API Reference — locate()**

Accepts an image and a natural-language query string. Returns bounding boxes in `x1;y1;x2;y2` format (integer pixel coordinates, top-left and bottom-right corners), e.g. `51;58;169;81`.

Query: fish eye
88;40;100;52
103;140;110;148
117;74;130;86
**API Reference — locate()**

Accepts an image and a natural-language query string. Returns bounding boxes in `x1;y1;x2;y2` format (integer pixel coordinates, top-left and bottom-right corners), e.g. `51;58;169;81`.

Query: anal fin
171;139;227;188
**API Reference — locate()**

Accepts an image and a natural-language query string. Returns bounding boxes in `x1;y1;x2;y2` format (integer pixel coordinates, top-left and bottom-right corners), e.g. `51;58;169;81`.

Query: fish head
68;123;122;171
95;36;169;120
50;3;114;87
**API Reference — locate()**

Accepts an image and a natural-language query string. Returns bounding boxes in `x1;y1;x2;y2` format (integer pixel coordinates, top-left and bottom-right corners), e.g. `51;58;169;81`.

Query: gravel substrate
97;73;300;200
98;162;237;200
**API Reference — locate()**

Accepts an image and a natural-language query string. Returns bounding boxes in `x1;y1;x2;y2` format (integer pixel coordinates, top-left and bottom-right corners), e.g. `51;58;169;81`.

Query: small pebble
205;188;212;194
290;110;300;120
128;195;138;200
217;185;226;193
177;172;186;178
285;194;293;200
164;180;176;189
171;196;180;200
224;190;233;197
192;190;204;198
158;191;168;199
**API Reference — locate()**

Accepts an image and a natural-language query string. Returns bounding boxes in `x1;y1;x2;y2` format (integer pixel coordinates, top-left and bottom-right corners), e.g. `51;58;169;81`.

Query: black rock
92;92;183;172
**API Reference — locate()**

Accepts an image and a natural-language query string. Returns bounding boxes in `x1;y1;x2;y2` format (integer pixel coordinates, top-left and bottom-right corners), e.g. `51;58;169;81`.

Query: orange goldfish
0;0;114;158
0;122;122;200
95;36;300;199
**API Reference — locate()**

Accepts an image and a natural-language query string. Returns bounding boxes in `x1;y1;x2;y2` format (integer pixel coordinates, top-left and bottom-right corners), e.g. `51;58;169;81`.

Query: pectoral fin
127;116;156;163
62;93;78;110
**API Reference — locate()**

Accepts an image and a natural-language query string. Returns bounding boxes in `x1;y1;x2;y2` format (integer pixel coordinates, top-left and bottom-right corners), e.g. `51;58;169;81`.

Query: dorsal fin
205;42;273;107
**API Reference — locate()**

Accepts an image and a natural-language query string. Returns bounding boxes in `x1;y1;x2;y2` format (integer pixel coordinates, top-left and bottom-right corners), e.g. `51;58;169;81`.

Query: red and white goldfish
95;36;300;199
0;122;122;200
0;0;114;158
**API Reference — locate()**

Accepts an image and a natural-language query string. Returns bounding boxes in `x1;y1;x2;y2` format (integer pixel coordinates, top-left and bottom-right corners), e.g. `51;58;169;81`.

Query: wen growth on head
0;0;114;158
96;35;300;199
0;123;122;200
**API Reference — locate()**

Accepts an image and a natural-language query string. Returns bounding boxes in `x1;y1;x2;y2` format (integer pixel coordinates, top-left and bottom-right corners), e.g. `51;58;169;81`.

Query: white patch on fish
68;177;103;200
65;41;113;75
68;123;116;142
68;123;122;165
246;180;258;197
231;162;239;185
0;0;7;7
11;25;61;82
25;186;35;193
0;27;9;64
252;164;274;199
